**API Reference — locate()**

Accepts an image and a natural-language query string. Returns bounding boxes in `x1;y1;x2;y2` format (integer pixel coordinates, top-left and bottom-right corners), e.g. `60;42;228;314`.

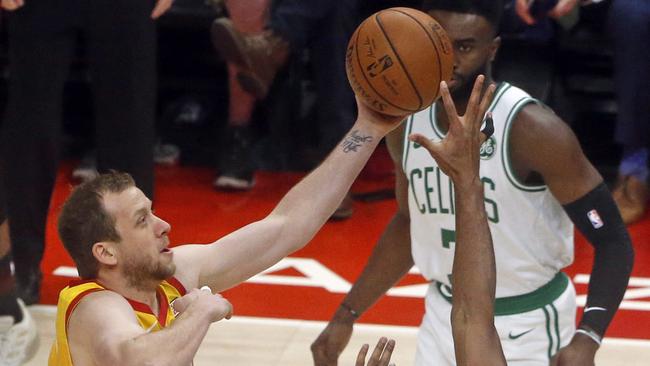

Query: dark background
0;0;620;181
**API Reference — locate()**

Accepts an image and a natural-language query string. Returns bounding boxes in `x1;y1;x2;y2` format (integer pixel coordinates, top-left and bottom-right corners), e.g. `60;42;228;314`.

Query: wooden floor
25;305;650;366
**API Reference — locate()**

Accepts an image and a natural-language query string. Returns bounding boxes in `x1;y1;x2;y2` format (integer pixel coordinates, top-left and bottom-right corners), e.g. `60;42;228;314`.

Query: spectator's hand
1;0;24;11
355;337;396;366
548;0;580;19
151;0;173;19
409;75;495;185
311;317;354;365
172;287;233;322
515;0;536;25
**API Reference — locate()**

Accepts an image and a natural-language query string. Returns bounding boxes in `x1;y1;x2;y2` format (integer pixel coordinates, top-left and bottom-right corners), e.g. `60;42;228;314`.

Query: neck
97;271;160;313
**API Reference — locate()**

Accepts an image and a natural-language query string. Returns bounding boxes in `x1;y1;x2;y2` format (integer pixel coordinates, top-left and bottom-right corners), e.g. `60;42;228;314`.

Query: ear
92;242;118;266
489;36;501;63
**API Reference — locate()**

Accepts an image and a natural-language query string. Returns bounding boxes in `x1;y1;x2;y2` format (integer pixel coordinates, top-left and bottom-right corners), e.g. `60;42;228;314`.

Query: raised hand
355;337;396;366
408;75;496;186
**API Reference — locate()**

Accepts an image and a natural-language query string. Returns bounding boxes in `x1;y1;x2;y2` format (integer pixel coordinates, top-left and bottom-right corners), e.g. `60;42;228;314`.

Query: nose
155;215;171;237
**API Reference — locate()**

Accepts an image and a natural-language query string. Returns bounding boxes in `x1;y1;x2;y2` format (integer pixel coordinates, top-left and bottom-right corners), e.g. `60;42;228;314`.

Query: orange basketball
346;7;454;116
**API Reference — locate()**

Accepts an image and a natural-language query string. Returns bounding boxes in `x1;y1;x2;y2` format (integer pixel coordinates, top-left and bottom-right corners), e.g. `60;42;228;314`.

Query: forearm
335;212;413;321
581;242;633;335
117;306;211;365
270;119;384;250
563;182;635;337
450;178;504;365
451;179;496;323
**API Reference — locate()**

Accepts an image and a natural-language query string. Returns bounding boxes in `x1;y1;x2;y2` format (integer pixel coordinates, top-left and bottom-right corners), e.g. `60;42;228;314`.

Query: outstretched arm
411;75;506;366
172;99;405;292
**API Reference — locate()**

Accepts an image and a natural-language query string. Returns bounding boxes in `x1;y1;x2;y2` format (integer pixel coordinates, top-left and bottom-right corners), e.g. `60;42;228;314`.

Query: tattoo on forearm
341;130;373;153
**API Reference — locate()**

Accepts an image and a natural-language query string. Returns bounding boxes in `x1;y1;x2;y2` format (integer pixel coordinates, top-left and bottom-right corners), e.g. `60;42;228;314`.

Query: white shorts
415;273;576;366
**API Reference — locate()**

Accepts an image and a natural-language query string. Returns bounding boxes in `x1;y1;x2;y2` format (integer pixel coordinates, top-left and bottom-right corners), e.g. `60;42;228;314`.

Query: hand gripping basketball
346;7;454;116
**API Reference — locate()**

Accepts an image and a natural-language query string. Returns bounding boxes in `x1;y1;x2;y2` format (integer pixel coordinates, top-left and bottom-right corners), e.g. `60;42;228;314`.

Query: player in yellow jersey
46;85;487;364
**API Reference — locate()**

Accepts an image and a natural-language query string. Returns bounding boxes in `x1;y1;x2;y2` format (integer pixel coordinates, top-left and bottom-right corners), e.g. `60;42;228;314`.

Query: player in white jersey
312;1;634;365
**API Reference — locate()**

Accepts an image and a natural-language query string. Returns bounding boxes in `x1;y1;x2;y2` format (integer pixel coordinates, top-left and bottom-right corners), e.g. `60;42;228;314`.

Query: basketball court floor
21;144;650;365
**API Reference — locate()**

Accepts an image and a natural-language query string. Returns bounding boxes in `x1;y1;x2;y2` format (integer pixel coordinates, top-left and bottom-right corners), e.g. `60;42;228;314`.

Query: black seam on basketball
375;12;424;110
355;18;414;113
391;8;444;103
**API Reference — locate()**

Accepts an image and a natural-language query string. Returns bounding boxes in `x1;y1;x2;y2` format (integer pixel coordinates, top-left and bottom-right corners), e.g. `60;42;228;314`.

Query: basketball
346;7;454;116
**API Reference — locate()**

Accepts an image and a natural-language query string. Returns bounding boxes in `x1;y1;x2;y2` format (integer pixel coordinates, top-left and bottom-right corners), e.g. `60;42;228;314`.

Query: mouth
159;236;171;253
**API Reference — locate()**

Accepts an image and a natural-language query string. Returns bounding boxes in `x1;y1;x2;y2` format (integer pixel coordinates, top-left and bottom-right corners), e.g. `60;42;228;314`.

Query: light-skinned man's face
428;10;500;100
102;187;174;289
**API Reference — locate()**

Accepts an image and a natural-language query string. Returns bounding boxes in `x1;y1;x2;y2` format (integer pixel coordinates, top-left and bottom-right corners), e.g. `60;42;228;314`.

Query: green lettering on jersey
424;167;437;214
441;228;456;249
482;177;499;223
410;169;426;214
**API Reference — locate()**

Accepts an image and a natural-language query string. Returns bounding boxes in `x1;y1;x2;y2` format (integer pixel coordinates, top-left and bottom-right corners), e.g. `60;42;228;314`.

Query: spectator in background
211;0;358;219
607;0;650;224
213;0;271;191
0;192;38;366
517;0;650;224
0;0;170;305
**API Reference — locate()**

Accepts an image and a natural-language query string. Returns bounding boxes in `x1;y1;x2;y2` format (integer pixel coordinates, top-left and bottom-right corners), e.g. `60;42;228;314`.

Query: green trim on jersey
551;304;561;354
543;304;562;360
436;272;569;316
543;306;554;359
402;115;415;172
501;97;547;192
429;82;511;140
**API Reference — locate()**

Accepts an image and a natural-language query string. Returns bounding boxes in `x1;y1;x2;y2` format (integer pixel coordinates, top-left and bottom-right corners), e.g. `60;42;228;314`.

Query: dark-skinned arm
510;104;634;365
412;77;505;365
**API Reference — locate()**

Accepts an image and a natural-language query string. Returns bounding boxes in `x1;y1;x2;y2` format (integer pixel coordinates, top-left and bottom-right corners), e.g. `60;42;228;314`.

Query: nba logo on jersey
587;209;604;229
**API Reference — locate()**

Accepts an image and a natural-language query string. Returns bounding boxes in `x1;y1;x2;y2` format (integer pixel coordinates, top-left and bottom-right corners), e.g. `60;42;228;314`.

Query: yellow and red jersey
48;277;186;366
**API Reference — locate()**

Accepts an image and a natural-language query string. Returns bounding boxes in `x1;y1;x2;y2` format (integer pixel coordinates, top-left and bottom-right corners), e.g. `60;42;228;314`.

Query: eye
138;215;147;225
458;44;473;53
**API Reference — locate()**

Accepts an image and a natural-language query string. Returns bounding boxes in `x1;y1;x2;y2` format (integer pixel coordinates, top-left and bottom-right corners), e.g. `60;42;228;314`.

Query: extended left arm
173;103;404;292
511;104;634;363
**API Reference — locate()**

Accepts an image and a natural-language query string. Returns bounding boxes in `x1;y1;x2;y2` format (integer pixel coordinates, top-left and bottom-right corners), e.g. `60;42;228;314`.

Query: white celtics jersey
403;82;574;297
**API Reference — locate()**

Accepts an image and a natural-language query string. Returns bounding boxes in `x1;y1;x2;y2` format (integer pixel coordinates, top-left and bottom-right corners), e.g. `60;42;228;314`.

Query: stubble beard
449;63;490;104
122;255;176;291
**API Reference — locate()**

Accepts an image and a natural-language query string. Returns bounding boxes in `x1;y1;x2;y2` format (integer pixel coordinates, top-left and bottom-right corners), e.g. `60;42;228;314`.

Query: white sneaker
0;299;39;366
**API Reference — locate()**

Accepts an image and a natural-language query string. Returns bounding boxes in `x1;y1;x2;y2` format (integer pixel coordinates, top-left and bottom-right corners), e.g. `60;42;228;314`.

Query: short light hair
58;172;135;278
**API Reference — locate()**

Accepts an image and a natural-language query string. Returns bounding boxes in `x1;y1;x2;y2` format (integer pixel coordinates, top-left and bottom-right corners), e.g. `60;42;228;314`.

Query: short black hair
421;0;503;32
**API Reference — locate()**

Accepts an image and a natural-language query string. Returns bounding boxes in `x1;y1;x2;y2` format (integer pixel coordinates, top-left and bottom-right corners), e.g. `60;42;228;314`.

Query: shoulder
512;103;573;141
509;103;602;202
66;290;143;356
509;103;581;163
68;290;138;327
